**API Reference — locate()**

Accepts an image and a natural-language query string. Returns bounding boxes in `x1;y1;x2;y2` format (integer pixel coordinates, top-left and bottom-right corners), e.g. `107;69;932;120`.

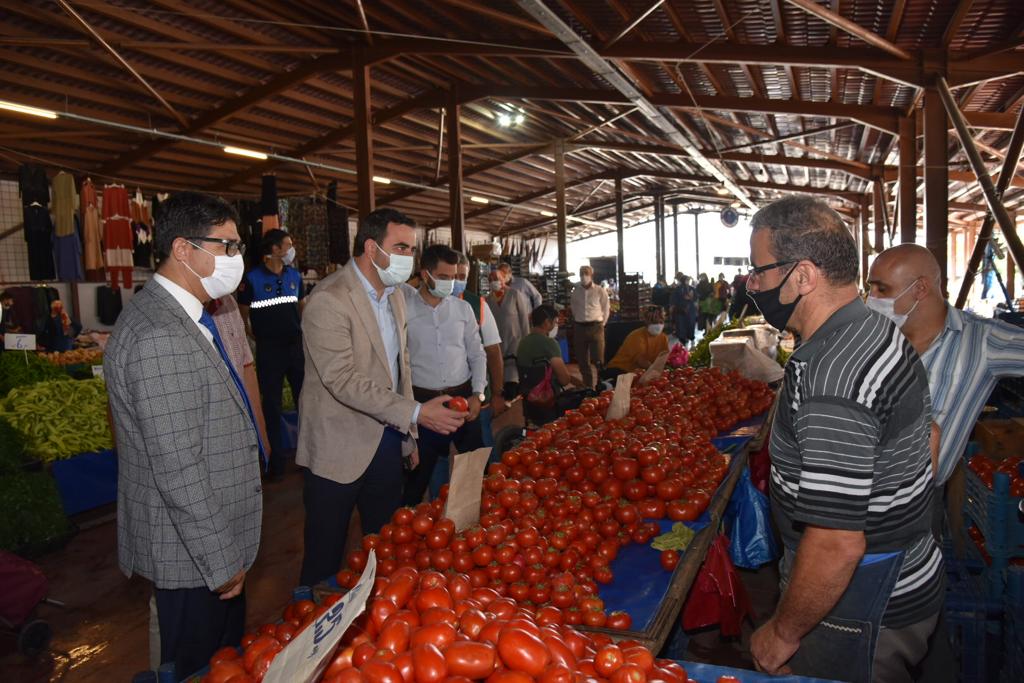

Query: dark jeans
154;586;245;679
404;417;484;506
299;428;403;586
255;337;304;476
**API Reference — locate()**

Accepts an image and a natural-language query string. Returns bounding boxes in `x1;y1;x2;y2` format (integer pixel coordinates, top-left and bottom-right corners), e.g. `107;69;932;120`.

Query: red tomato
444;641;498;679
447;396;469;412
410;622;457;650
611;663;647;683
362;657;404;683
205;660;247;683
497;627;550;676
660;550;680;571
411;643;447;683
594;644;625;677
606;611;633;630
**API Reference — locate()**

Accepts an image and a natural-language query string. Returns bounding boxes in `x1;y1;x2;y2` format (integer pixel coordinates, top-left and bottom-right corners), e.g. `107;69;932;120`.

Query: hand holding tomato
447;396;469;413
419;395;466;434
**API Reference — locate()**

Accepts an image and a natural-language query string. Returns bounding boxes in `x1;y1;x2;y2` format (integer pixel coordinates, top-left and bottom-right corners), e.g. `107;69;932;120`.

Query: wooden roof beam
782;0;913;60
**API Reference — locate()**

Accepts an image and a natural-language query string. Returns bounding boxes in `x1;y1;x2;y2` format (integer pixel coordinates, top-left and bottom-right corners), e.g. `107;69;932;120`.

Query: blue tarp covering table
677;660;837;683
50;449;117;515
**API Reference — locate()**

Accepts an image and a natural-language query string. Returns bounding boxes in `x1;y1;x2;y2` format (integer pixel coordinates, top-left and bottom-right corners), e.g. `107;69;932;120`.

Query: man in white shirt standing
498;262;542;310
570;265;610;389
402;245;488;505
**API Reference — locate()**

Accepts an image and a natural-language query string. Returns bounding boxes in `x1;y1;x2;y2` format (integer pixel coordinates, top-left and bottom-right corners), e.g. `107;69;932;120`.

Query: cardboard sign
4;333;36;350
637;350;670;386
605;372;634;421
444;446;492;531
262;551;377;683
91;365;104;378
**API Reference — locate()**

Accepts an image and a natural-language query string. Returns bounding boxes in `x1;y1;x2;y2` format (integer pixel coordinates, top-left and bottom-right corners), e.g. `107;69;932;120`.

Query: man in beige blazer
296;208;465;586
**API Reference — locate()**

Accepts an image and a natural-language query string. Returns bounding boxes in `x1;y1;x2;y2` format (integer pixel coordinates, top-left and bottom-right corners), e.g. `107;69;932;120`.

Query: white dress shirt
403;284;488;394
153;274;213;347
570;282;610;323
353;262;401;389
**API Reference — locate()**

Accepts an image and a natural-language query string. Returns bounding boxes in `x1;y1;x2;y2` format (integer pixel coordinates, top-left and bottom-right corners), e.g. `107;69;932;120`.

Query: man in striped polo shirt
746;197;942;683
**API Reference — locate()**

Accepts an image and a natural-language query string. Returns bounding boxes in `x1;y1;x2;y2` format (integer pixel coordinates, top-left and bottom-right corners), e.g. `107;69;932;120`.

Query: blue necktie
198;310;267;469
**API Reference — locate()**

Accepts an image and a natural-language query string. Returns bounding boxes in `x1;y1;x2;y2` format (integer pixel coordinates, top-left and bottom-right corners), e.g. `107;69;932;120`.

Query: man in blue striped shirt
867;244;1024;487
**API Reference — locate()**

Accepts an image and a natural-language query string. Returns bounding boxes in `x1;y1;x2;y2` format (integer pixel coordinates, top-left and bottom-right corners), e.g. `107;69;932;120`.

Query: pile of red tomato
333;368;772;627
967;453;1024;496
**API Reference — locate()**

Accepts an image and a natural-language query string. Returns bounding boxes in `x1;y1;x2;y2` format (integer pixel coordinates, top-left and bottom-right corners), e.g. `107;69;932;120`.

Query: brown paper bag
605;372;634;421
444;446;492;531
638;350;670;386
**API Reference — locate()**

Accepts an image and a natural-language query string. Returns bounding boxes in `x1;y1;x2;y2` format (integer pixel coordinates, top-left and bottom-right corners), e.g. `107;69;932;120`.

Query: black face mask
747;264;801;331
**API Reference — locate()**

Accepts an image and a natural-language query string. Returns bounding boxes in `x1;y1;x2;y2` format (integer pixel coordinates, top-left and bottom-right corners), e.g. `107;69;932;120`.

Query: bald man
867;244;1024;488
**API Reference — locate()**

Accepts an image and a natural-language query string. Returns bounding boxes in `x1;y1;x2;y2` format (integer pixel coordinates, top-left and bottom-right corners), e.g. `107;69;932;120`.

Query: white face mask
581;274;592;285
184;242;245;299
865;279;919;328
427;273;454;298
372;242;414;287
282;246;296;265
647;323;664;336
548;324;559;338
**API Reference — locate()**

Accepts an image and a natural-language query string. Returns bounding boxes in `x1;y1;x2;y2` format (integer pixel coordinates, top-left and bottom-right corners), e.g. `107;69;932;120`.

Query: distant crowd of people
650;270;749;346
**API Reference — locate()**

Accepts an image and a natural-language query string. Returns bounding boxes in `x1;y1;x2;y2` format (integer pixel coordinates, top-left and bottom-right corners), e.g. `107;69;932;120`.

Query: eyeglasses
187;236;245;257
747;260;795;279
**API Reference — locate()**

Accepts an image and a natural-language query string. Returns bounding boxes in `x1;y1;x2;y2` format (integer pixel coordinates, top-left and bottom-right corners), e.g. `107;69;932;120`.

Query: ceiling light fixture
514;113;525;125
497;113;512;127
539;210;555;217
223;145;268;160
470;196;490;204
715;187;730;195
373;176;392;184
0;100;58;120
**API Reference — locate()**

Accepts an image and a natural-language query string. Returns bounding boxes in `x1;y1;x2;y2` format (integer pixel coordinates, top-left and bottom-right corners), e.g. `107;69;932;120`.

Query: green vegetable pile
688;317;746;368
0;350;66;397
651;522;696;551
0;470;71;555
0;417;30;474
0;378;113;462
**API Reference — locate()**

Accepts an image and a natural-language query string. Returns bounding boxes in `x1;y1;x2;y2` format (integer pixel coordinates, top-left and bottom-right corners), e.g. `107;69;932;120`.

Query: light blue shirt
402;284;488;394
920;305;1024;484
353;264;421;424
508;275;542;311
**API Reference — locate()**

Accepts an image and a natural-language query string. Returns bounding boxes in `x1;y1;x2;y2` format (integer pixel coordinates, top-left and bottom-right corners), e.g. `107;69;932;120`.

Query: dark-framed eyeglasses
187;236;245;257
747;260;796;278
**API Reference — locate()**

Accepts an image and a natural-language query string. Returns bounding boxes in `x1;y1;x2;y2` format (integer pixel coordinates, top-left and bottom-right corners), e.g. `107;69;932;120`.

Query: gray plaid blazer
104;280;262;591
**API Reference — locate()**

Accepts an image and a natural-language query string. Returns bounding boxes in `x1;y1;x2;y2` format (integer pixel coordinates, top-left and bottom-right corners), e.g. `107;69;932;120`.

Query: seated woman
516;304;581;394
602;305;668;380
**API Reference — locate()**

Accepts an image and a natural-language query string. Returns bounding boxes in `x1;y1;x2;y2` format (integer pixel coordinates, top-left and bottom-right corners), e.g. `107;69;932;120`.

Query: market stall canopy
0;0;1021;241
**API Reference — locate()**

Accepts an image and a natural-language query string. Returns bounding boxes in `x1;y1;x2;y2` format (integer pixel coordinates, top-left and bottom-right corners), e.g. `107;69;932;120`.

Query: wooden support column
673;203;680;276
555;139;567;274
1009;213;1017;301
447;87;464;251
615;177;625;286
654;193;665;282
898;116;917;244
923;86;949;292
354;50;375;219
873;179;886;253
693;211;700;277
860;196;870;287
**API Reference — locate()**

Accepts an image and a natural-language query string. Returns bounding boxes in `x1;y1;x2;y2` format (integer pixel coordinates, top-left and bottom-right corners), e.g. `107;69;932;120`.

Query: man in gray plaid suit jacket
104;192;262;678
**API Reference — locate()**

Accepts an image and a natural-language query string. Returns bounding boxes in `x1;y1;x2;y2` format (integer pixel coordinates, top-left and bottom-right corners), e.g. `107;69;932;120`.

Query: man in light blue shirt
868;244;1024;488
402;244;488;505
498;262;542;310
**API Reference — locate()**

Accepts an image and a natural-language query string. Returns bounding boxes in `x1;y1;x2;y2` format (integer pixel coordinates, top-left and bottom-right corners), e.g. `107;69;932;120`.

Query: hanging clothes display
131;189;153;269
53;215;84;282
288;197;328;274
102;184;133;289
51;171;78;238
23;205;55;281
81;178;104;282
260;174;279;232
326;180;350;266
151;192;169;268
96;285;123;325
17;164;49;206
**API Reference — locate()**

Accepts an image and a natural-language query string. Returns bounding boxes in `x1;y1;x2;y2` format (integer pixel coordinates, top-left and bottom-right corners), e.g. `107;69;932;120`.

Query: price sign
4;333;36;350
92;365;104;378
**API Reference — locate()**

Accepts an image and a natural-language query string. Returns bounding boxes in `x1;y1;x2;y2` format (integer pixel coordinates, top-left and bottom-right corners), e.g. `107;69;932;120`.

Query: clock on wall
720;206;739;227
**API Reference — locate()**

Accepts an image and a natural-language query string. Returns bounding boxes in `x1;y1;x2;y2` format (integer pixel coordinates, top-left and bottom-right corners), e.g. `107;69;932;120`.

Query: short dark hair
420;244;459;272
750;196;859;286
0;290;12;301
353;208;416;257
530;304;558;328
260;228;290;256
154;191;239;260
456;252;470;266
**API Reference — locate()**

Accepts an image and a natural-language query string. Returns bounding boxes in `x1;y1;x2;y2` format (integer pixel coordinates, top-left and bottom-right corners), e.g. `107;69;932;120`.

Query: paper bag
638;350;670;386
605;372;634;421
444;447;491;531
262;551;377;683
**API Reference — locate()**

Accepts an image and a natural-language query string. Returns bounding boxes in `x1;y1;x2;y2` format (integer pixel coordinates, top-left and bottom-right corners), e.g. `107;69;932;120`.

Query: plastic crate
1003;567;1024;682
945;556;1005;683
963;467;1024;572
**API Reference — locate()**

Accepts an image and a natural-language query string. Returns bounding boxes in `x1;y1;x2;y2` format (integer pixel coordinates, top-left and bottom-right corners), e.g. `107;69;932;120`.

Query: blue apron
780;545;904;683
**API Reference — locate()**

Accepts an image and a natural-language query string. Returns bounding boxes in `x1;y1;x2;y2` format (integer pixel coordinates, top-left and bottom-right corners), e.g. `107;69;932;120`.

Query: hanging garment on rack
96;285;123;325
234;199;263;270
103;184;133;289
293;197;329;274
54;215;84;282
51;171;78;237
81;179;104;281
260;175;279;233
326;181;350;266
17;164;49;206
130;192;153;268
23;205;56;281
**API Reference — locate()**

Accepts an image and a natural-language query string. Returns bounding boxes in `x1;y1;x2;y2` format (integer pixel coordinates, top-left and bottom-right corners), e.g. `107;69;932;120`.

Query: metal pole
555;139;567;275
615;177;625;287
693;212;700;277
950;94;1024;307
447;87;464;250
673;203;679;276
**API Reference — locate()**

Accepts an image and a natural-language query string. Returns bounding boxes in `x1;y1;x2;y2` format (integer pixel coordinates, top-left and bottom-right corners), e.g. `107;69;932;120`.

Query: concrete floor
0;401;781;682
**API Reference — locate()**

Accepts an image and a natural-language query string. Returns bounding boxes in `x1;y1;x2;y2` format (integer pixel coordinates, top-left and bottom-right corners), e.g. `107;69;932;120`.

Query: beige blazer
296;261;417;484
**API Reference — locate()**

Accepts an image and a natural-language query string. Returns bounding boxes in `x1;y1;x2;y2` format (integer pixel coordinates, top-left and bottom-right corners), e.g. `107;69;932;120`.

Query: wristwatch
477;393;486;403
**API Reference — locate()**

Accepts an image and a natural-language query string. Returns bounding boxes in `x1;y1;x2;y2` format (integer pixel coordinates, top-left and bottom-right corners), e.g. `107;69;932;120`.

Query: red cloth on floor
682;534;753;637
0;551;48;627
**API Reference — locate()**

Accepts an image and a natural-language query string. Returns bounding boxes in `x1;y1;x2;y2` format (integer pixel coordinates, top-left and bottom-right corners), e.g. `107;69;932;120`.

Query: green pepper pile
687;317;746;368
0;378;113;462
651;522;696;551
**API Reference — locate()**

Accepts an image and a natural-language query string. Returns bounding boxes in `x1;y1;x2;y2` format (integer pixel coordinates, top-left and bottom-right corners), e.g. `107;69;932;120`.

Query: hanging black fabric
17;164;49;206
327;180;350;266
23;205;56;281
96;286;123;326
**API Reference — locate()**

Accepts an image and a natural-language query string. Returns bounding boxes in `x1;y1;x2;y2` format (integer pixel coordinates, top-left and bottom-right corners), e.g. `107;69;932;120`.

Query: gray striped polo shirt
770;298;944;628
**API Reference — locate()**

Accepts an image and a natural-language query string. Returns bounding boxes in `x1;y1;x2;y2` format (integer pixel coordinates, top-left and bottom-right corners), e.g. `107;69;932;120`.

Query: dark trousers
154;586;245;679
255;337;305;476
299;428;403;586
404;417;484;506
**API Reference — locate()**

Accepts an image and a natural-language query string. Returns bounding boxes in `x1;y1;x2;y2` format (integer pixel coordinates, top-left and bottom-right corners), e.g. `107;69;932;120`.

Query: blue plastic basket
945;548;1005;683
1002;567;1024;682
963;464;1024;598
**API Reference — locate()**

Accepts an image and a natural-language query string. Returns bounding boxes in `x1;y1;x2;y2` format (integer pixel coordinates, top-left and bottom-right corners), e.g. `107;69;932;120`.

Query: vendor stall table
676;660;837;683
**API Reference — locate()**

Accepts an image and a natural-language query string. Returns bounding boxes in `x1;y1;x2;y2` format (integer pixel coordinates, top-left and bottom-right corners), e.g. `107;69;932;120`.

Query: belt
412;380;472;403
576;320;603;326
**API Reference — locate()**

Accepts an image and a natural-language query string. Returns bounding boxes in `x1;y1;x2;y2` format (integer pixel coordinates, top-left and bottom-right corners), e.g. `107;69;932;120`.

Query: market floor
0;403;780;682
